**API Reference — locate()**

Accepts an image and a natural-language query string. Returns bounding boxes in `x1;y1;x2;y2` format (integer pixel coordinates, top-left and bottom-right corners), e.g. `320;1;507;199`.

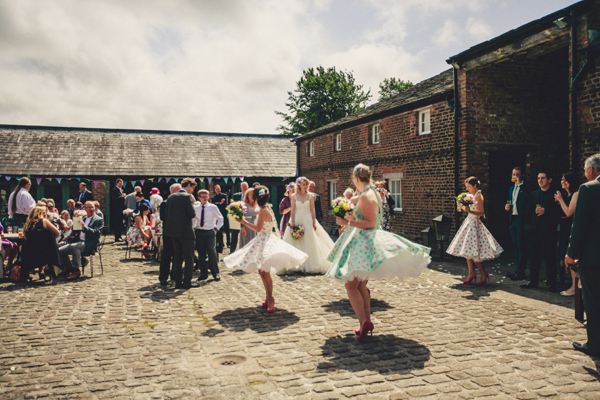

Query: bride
282;177;334;274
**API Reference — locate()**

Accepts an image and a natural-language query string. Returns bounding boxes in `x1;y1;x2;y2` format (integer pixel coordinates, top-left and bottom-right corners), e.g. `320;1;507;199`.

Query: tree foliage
378;77;414;101
276;66;371;136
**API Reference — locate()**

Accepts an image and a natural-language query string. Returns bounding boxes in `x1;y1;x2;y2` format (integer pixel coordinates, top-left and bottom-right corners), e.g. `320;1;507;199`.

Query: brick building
297;0;600;247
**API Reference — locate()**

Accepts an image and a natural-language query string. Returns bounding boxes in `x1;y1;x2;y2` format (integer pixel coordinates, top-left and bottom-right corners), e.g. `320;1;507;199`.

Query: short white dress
223;207;308;275
446;191;503;262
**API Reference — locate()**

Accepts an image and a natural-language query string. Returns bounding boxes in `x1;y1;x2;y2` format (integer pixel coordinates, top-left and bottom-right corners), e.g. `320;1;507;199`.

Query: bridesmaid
327;164;431;339
239;188;259;249
278;182;295;238
554;171;580;295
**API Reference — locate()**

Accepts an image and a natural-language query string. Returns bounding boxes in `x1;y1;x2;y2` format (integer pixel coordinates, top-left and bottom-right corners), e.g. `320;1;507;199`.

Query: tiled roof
0;126;297;178
297;69;454;141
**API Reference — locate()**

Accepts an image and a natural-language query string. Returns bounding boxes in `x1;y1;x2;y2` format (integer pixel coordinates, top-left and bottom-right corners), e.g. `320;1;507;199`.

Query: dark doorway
488;150;528;249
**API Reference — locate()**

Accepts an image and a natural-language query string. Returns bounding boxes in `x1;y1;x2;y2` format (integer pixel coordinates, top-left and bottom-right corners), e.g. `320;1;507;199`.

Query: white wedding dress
282;193;335;274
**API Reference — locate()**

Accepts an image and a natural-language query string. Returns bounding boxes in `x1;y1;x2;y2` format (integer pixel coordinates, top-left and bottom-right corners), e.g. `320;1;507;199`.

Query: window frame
309;140;314;157
418;109;431;135
383;172;403;212
328;179;338;204
371;124;380;144
335;133;342;152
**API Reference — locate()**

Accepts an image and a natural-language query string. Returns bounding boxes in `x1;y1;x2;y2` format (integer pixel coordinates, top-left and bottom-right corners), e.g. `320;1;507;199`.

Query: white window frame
383;172;403;211
335;134;342;151
419;109;431;135
372;124;380;144
328;179;338;204
309;140;314;157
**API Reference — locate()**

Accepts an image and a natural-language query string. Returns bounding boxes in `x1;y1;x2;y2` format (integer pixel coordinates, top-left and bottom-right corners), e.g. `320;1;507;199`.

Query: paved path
0;240;599;399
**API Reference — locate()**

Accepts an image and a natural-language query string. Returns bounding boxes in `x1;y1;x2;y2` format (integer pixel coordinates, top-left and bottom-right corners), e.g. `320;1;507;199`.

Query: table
3;233;26;247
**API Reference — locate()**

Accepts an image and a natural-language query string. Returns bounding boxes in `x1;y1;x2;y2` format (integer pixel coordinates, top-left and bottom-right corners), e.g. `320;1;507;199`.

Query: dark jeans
528;230;557;287
171;237;195;285
230;229;239;253
195;229;219;278
159;236;174;283
509;215;527;275
580;266;600;352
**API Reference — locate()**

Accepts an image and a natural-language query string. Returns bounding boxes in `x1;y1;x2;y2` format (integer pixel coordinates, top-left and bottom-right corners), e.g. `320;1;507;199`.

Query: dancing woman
326;164;431;339
224;186;308;312
446;177;503;284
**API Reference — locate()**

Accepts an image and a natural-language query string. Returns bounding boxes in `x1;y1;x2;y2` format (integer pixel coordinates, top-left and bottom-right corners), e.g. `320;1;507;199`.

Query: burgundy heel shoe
261;297;274;308
463;274;476;285
476;272;490;285
266;298;275;313
357;321;374;339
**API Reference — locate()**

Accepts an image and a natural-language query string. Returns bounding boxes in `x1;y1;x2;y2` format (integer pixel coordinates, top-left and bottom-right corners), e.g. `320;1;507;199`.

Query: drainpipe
570;9;579;170
453;66;460;229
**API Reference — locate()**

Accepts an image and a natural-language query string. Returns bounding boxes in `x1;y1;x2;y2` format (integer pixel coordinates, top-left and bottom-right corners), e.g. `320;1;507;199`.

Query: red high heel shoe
261;297;274;308
462;274;476;285
266;298;275;313
357;321;374;339
477;272;490;285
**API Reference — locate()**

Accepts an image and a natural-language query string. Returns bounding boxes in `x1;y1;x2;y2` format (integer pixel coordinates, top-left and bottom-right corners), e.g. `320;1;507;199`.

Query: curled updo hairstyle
295;177;309;194
465;176;481;187
255;186;270;207
352;163;372;183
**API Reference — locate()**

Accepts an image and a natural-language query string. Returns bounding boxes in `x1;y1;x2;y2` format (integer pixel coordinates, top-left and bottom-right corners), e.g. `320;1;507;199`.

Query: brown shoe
67;270;81;280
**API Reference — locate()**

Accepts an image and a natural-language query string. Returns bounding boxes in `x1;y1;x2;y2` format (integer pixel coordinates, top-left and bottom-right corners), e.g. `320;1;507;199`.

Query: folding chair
86;227;107;277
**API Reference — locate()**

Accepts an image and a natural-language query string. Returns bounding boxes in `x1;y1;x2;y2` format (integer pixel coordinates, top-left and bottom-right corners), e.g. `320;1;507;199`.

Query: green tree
276;66;371;136
378;77;414;101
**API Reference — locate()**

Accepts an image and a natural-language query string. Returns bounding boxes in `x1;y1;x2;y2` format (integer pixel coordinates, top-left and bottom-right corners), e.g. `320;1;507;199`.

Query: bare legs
345;278;370;330
563;266;577;295
466;259;486;279
259;270;274;308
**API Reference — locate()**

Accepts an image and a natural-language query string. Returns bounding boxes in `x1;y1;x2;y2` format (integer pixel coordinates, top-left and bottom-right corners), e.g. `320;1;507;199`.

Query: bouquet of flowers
226;201;247;220
287;223;305;239
456;193;475;207
331;197;354;218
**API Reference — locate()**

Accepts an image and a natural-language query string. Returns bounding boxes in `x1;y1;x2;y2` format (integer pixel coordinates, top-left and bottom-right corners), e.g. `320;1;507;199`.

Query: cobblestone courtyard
1;239;599;399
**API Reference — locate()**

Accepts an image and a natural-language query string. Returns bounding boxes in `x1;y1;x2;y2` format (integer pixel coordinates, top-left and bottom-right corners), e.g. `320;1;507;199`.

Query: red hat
150;187;160;195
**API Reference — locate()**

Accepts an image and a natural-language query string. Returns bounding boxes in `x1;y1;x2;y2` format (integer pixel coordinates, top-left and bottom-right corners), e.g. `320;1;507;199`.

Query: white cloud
467;17;494;42
434;20;461;47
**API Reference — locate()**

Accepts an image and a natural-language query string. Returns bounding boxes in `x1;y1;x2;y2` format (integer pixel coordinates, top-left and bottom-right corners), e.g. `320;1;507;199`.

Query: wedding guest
239;188;258;249
93;201;104;220
521;171;560;292
149;188;163;214
375;181;395;232
66;199;76;219
58;210;72;242
77;182;94;204
278;183;295;237
555;171;580;295
45;199;62;229
158;184;181;286
211;185;229;253
252;182;261;189
110;179;126;242
327;164;430;338
58;201;104;280
505;166;531;280
7;177;36;227
447;177;503;285
308;180;324;224
567;154;600;357
134;192;151;215
164;178;197;289
75;201;83;211
224;186;308;313
126;203;153;259
23;206;62;280
125;186;141;211
0;221;18;273
343;188;354;200
194;189;223;282
230;182;249;253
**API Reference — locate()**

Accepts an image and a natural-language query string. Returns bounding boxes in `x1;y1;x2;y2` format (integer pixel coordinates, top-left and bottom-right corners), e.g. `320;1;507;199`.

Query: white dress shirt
512;182;523;215
7;188;36;217
193;202;224;231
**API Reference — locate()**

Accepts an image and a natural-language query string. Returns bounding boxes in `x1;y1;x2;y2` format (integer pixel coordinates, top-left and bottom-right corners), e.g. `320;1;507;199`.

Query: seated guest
66;199;76;218
23;206;61;280
45;199;61;228
126;203;153;259
93;201;104;220
58;210;73;243
59;201;104;280
0;221;18;274
75;201;83;210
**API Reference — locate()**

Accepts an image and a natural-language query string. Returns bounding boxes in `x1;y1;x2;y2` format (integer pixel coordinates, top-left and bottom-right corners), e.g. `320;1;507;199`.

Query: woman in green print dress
326;164;431;339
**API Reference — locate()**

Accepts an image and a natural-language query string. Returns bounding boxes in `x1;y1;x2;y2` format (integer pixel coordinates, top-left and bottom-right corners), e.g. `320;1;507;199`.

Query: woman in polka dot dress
326;164;431;339
446;177;503;285
223;186;308;313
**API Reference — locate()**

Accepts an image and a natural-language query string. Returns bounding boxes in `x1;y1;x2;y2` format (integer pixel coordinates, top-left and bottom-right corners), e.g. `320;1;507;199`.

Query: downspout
453;66;460;230
570;9;579;170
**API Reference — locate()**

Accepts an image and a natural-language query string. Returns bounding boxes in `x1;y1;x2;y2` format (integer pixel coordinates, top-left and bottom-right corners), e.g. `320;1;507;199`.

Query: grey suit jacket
566;179;600;267
163;191;195;239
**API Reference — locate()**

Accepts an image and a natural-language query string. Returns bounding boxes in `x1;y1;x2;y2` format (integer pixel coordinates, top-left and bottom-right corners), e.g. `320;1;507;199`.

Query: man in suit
164;178;197;289
59;201;104;280
521;170;560;292
124;186;142;210
77;182;94;204
229;181;248;254
309;181;323;224
195;189;224;282
158;183;180;286
505;167;531;280
211;184;229;253
66;199;76;219
110;179;126;242
567;154;600;357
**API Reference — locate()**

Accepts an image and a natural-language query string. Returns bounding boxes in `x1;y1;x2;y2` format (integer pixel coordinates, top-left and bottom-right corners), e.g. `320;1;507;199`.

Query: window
309;140;314;157
383;172;403;211
372;124;380;144
335;134;342;151
329;180;338;203
419;109;431;135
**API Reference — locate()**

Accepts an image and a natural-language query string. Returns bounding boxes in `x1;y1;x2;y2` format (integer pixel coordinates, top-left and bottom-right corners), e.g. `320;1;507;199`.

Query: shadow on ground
318;334;430;374
322;298;393;317
212;306;300;332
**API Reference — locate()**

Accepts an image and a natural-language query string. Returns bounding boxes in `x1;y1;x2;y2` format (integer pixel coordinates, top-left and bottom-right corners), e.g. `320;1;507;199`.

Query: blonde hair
23;206;47;238
295;177;310;194
352;163;372;184
243;188;255;204
343;188;354;198
60;210;70;219
197;189;210;196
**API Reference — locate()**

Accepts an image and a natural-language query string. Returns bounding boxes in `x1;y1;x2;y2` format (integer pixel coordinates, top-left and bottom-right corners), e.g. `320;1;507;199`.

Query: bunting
224;177;229;184
239;177;244;181
4;176;11;181
36;178;42;185
56;178;62;183
207;178;213;184
165;178;171;183
232;177;237;183
140;179;145;186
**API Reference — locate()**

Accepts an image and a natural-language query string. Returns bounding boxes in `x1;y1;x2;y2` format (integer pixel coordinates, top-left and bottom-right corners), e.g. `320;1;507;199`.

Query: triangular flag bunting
198;177;204;182
130;181;136;187
232;177;237;183
174;178;179;182
158;177;163;182
148;178;154;182
46;178;52;181
224;177;229;184
239;177;244;181
165;178;171;183
207;177;213;184
76;178;81;181
140;179;145;186
5;176;11;181
56;178;62;183
36;178;42;185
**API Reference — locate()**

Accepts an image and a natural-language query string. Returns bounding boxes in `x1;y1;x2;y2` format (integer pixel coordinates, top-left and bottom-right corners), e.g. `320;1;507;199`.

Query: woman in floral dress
326;164;431;339
446;177;503;285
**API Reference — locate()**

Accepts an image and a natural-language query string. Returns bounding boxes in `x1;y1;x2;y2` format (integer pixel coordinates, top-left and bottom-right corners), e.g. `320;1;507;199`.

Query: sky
0;0;578;134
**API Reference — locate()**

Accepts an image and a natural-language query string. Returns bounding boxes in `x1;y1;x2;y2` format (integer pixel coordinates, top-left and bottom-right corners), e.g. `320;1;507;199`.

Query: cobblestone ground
1;239;599;399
